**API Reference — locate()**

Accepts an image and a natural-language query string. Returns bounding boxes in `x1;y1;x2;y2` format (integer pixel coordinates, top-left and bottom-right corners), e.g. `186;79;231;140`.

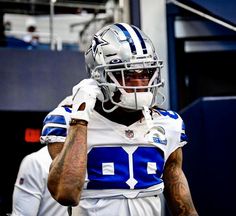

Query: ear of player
70;79;104;123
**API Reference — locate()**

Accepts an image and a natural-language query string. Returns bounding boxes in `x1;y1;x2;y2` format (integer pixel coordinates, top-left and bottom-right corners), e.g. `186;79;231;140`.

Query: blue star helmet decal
91;34;108;57
84;23;165;110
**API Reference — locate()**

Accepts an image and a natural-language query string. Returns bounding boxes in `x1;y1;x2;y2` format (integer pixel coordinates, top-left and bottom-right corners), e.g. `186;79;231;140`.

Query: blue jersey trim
41;127;67;137
43;114;66;125
64;106;72;113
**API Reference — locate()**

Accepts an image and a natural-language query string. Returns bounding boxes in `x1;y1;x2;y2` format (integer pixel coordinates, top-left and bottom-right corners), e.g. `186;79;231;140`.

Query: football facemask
85;23;165;112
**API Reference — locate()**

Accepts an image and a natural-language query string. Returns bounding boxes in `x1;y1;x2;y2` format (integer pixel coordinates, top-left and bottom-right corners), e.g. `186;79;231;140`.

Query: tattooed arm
163;147;199;216
47;122;87;206
46;79;102;206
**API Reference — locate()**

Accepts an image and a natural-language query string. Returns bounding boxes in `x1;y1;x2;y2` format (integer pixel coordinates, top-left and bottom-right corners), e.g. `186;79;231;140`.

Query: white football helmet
85;22;165;112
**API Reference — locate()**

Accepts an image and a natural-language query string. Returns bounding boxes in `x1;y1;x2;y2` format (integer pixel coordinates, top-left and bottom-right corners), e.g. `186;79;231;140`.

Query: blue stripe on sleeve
64;107;72;113
181;122;188;142
181;133;188;142
43;115;66;125
41;127;67;137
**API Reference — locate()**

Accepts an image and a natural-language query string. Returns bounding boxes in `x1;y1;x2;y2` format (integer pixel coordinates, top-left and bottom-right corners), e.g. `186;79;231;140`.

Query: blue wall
0;48;87;111
180;96;236;216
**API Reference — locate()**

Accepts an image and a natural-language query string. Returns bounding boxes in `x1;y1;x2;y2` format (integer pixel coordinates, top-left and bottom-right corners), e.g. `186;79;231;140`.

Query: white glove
70;79;103;123
57;95;73;107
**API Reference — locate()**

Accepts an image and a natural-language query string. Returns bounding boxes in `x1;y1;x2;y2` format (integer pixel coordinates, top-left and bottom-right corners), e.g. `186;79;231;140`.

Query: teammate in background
23;18;39;47
43;23;199;216
11;147;69;215
11;96;73;216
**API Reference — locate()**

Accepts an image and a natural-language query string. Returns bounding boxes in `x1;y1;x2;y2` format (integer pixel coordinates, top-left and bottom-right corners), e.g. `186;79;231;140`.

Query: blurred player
11;146;68;216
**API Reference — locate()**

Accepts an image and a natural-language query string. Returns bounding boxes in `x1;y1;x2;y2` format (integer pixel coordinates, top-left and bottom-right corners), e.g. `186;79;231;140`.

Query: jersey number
87;146;164;189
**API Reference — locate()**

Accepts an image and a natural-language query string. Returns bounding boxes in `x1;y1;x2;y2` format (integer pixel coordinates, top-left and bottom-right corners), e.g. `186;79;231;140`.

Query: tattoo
61;125;87;187
163;149;198;216
48;124;87;204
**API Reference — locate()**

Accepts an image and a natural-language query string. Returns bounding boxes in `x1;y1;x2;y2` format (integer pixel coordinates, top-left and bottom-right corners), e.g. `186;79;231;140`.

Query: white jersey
41;106;187;216
11;146;68;216
41;106;187;196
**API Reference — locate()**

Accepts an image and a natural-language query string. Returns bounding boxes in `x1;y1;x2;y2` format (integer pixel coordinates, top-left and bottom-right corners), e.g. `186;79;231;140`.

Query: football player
43;23;198;216
11;146;68;216
11;97;73;216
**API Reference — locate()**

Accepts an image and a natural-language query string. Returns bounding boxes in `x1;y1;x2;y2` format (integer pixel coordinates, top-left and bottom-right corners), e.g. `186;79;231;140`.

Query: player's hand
71;78;103;123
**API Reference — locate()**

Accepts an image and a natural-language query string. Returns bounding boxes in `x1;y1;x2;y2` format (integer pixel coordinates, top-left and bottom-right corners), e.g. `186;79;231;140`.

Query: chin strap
101;100;119;113
67;206;72;216
142;106;154;129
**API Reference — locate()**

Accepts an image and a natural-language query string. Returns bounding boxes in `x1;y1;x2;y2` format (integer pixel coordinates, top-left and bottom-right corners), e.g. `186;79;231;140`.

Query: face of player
113;69;154;93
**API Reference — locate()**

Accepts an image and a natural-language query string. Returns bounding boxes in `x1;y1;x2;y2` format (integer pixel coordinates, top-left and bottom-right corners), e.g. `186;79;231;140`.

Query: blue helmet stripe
132;26;147;54
115;23;137;54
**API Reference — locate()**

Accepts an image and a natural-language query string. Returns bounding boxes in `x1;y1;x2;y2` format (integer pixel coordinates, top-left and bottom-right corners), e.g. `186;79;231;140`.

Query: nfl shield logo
125;130;134;138
19;178;24;185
